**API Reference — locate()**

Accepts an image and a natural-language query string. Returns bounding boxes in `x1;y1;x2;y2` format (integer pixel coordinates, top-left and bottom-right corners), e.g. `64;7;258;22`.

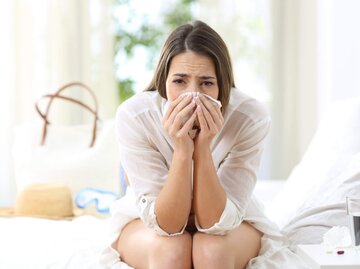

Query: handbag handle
35;82;99;147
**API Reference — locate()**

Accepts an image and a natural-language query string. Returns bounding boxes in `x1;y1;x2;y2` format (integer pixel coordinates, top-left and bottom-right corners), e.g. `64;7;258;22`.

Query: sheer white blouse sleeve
195;113;271;235
115;99;184;236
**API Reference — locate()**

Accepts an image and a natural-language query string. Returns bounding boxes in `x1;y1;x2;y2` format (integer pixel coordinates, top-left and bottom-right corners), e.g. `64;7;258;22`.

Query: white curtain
271;0;360;179
0;0;117;206
318;0;360;116
270;0;319;179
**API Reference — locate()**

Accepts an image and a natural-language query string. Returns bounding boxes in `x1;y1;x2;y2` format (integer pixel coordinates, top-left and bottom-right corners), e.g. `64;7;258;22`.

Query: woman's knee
149;232;192;269
192;232;233;268
192;222;262;269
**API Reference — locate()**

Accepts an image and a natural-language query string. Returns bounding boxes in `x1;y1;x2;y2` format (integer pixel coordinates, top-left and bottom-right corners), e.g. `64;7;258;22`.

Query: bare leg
192;221;262;269
116;219;192;269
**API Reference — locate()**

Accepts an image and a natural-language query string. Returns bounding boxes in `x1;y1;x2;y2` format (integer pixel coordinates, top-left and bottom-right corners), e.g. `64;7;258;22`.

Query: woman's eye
202;81;214;86
173;79;184;84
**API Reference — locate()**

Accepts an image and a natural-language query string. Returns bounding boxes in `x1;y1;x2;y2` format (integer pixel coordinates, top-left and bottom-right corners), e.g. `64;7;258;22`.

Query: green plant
113;0;195;104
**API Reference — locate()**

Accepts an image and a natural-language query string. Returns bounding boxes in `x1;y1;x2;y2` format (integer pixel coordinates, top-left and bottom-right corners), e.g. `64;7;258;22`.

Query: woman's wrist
173;144;194;160
193;142;211;160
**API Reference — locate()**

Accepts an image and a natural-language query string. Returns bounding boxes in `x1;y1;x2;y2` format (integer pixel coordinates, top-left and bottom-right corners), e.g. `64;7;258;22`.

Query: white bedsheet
0;215;110;269
0;180;309;269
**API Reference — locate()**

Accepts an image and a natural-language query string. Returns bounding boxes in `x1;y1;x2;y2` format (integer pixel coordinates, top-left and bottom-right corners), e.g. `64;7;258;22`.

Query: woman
108;20;282;269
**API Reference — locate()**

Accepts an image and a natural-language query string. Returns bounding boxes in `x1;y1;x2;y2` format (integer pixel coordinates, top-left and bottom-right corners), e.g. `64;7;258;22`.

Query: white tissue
179;92;222;108
163;92;222;139
163;92;222;117
322;226;352;252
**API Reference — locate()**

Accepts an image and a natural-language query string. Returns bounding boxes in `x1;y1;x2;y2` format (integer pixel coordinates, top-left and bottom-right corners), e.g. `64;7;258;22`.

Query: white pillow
267;97;360;229
282;153;360;244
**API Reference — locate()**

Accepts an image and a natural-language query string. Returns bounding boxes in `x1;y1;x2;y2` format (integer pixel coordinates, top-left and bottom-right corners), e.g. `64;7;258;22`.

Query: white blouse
115;88;278;237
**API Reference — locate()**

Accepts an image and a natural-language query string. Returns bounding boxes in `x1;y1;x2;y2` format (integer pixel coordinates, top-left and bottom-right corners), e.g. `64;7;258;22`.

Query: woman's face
165;51;219;101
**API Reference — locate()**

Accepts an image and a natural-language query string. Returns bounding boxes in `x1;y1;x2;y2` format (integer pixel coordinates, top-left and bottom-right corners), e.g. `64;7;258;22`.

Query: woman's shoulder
115;91;165;139
116;91;164;119
227;88;270;124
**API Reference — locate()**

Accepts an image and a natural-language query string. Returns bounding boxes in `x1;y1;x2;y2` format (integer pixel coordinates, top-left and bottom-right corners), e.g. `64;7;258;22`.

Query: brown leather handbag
12;82;121;196
35;81;99;147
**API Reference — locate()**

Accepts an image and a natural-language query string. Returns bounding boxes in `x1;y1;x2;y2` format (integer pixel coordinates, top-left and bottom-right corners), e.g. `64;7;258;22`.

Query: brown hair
145;20;235;112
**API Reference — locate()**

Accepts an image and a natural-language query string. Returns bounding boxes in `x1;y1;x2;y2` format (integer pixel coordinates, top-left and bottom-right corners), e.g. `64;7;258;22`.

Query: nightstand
296;244;360;269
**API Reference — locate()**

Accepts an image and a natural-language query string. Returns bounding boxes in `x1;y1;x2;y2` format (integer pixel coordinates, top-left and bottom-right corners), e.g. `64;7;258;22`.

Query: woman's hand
163;95;198;154
194;95;224;152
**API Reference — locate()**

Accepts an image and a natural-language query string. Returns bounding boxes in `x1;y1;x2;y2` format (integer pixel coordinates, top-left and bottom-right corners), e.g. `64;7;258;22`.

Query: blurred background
0;0;359;207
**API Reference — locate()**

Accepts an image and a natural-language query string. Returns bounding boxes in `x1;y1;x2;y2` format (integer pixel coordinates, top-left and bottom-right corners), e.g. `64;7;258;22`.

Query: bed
1;97;359;268
0;180;285;269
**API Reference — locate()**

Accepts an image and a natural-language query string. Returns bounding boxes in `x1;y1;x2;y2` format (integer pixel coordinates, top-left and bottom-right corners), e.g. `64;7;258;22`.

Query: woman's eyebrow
172;73;188;77
172;73;216;80
199;76;216;80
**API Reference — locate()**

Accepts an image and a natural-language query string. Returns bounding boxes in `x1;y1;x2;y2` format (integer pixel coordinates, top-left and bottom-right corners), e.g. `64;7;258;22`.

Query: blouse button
142;198;146;203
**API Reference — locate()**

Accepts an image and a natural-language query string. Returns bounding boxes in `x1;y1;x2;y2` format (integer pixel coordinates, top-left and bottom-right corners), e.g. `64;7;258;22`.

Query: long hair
145;20;235;112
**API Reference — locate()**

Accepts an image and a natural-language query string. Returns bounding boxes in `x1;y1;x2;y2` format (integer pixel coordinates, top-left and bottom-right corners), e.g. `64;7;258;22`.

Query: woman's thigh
116;219;192;269
192;221;263;269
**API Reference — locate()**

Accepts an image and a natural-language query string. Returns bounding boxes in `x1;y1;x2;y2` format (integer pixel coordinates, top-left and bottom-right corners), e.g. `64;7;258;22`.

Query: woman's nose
186;86;200;93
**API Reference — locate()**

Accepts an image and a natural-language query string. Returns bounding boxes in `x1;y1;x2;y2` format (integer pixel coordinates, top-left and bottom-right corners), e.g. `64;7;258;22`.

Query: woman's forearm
193;146;226;229
155;148;193;234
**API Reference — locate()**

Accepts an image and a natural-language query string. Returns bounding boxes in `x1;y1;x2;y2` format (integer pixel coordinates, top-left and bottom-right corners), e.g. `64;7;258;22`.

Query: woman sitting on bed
114;20;276;269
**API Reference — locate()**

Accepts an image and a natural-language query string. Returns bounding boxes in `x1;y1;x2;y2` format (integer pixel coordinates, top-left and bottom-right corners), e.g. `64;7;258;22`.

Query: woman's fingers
163;95;192;130
171;101;196;131
198;102;218;132
198;95;223;127
196;104;209;131
177;108;198;137
163;95;184;122
195;97;222;129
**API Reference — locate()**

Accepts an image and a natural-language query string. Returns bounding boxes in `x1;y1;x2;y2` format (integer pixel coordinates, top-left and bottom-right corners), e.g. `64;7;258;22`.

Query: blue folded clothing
75;188;120;213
